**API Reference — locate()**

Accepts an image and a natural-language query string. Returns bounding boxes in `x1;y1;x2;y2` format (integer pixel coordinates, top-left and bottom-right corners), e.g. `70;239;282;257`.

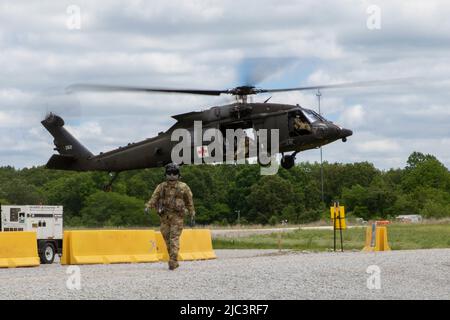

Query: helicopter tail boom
41;113;93;170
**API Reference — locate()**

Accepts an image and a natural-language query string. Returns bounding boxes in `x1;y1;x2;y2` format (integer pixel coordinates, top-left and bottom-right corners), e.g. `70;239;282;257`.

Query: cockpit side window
289;111;312;136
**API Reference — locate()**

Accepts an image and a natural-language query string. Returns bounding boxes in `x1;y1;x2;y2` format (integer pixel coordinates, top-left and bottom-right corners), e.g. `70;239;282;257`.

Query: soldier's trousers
160;213;184;263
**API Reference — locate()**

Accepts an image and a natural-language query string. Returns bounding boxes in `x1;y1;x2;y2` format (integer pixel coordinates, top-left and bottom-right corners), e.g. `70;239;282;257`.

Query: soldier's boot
168;260;179;270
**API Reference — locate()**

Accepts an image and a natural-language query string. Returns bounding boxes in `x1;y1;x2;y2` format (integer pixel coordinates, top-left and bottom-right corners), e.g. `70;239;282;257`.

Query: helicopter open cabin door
241;115;276;164
219;120;254;162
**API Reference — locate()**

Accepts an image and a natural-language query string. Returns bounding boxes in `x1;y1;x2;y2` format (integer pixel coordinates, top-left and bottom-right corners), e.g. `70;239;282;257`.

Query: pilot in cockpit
293;114;312;133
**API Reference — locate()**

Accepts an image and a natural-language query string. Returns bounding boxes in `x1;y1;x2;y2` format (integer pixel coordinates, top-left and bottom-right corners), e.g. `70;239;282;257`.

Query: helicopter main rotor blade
67;77;416;98
67;84;228;96
258;78;413;94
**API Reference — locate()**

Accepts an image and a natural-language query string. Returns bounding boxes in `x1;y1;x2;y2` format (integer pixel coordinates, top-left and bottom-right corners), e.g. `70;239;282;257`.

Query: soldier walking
145;163;195;270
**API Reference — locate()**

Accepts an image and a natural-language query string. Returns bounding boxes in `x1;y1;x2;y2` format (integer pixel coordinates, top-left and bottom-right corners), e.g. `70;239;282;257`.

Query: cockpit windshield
302;109;320;123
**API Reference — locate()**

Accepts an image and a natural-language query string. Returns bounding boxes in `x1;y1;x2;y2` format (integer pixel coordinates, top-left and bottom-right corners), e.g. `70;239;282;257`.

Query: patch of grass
388;224;450;250
213;223;450;251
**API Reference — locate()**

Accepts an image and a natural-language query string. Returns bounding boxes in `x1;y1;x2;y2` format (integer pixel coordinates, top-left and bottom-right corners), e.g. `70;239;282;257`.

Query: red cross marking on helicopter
196;146;209;158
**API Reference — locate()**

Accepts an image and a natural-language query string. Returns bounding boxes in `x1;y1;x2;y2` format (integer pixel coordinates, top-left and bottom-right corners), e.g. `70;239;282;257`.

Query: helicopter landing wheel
281;154;296;170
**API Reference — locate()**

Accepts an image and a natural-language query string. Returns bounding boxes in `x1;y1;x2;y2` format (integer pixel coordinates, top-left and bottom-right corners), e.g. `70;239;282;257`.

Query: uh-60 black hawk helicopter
40;80;373;185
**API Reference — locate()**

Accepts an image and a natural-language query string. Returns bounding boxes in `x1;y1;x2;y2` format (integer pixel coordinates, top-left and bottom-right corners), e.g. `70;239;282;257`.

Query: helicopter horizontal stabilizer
45;154;76;170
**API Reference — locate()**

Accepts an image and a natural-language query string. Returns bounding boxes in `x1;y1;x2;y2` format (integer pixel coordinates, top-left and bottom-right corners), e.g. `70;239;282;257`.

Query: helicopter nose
340;128;353;138
340;128;352;142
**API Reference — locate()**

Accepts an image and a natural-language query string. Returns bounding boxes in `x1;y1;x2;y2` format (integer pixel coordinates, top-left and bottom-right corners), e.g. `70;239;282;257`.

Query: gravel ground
1;249;449;300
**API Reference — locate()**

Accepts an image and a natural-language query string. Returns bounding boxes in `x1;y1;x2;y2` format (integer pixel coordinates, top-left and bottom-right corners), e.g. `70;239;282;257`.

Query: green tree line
0;152;449;226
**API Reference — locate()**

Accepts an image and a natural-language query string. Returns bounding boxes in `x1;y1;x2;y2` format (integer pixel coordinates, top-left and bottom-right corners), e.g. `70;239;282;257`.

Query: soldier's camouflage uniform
147;180;195;269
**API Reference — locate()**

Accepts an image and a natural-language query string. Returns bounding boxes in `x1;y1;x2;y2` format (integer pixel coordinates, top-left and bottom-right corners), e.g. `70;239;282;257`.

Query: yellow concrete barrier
61;230;159;265
362;224;391;252
182;229;217;260
60;230;72;265
0;232;40;268
156;229;216;261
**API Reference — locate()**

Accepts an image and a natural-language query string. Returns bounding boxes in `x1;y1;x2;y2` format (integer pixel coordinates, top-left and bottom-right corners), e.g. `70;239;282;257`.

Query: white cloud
356;139;400;153
337;105;365;128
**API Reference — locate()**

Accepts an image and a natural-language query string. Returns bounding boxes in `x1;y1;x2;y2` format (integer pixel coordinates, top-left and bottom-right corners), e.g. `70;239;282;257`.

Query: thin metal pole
338;201;344;252
317;89;324;203
333;202;337;252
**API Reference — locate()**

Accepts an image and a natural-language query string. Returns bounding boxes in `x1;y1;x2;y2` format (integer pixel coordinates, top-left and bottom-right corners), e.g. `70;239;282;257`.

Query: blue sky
1;0;450;170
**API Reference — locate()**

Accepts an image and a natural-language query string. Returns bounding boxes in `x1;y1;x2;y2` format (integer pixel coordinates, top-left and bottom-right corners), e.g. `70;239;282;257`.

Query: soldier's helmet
165;163;180;176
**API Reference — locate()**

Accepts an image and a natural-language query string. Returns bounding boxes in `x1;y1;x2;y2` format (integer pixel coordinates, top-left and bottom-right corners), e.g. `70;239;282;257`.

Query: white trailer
0;205;63;264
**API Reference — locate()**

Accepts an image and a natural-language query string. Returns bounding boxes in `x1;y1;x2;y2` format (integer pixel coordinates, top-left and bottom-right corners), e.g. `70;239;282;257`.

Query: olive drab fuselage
41;102;353;172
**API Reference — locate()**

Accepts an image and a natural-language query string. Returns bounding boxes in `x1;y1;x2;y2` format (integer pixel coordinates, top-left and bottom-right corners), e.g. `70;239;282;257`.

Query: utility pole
317;89;324;203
